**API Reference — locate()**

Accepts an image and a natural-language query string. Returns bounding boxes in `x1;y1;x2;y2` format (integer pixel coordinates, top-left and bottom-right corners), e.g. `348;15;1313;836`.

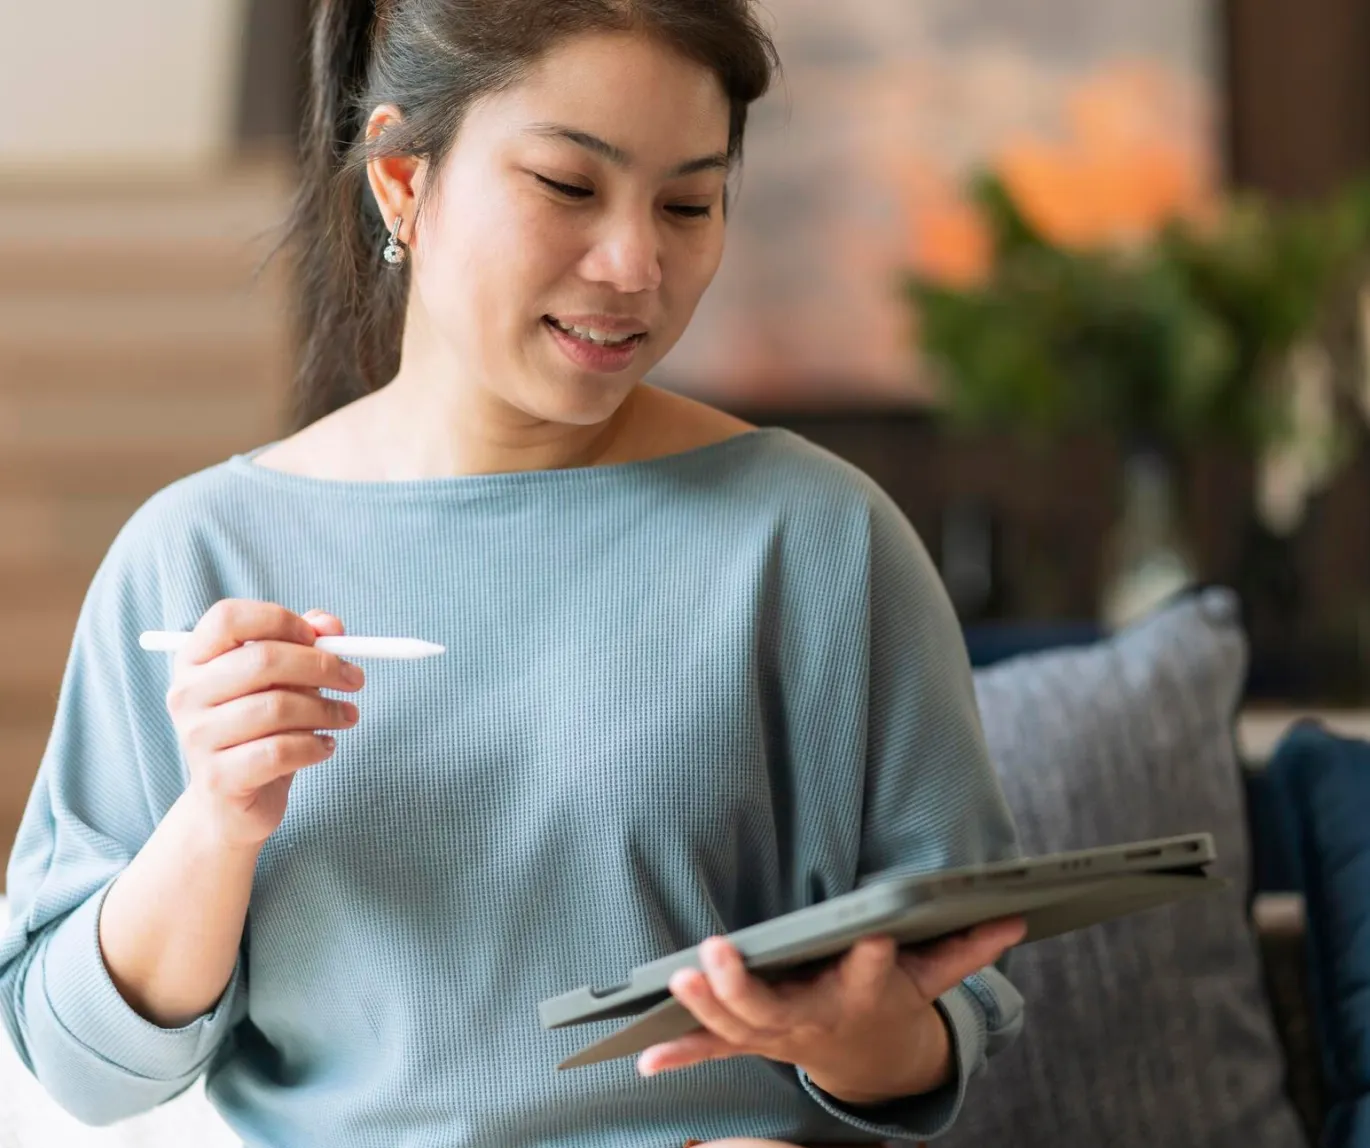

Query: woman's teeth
548;317;640;346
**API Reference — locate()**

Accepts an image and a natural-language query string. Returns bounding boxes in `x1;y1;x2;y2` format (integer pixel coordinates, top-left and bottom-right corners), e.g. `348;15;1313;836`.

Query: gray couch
945;588;1314;1148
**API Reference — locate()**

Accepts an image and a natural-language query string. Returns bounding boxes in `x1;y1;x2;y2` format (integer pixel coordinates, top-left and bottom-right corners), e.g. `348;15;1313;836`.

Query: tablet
540;832;1225;1069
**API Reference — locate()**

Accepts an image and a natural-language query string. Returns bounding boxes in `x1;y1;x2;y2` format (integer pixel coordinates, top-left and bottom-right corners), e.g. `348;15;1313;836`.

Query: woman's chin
520;362;645;426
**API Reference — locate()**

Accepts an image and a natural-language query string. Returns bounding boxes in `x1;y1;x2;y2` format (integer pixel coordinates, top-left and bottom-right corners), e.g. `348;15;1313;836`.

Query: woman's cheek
516;202;588;275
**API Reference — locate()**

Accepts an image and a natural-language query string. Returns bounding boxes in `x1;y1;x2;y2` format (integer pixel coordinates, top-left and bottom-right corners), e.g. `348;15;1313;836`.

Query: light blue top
1;427;1023;1146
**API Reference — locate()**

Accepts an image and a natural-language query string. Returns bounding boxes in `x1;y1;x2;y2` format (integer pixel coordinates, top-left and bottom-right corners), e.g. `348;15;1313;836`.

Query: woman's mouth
543;316;646;347
542;316;647;373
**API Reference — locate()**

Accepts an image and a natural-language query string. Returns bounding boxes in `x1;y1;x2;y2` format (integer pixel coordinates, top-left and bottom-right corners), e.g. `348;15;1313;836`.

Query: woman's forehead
485;32;732;142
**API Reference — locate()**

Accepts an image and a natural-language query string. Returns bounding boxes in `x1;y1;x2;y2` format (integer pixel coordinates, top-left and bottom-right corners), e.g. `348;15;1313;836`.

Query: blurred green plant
905;169;1370;467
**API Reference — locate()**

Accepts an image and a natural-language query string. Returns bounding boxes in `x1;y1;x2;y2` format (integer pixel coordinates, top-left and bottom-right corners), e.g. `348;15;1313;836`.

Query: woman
0;1;1026;1145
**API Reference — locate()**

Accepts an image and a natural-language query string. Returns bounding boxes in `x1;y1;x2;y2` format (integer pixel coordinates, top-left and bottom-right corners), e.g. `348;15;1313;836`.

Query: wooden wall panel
1223;0;1370;198
0;164;295;875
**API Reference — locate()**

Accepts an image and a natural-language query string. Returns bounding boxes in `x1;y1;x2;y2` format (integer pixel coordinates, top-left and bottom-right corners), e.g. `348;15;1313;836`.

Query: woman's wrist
803;1004;953;1107
176;785;272;861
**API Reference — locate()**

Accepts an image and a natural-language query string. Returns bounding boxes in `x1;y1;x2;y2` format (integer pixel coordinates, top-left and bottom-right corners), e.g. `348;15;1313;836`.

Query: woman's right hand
165;599;365;849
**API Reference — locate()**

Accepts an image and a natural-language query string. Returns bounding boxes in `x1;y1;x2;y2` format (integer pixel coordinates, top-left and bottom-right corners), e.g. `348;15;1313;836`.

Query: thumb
302;609;346;638
896;917;1026;1004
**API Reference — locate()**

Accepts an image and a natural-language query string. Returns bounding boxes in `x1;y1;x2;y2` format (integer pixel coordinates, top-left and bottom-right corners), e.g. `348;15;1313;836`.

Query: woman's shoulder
92;452;265;580
51;452;266;644
704;427;904;529
682;412;943;589
130;452;258;529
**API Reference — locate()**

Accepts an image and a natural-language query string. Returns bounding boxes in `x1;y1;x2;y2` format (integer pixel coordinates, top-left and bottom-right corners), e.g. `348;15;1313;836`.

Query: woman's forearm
96;790;261;1028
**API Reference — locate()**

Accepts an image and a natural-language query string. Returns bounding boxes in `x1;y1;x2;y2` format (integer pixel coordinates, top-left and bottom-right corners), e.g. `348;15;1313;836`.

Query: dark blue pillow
1267;722;1370;1147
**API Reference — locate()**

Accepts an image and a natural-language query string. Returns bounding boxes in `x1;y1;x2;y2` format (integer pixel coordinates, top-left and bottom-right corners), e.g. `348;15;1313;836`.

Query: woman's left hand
637;916;1026;1105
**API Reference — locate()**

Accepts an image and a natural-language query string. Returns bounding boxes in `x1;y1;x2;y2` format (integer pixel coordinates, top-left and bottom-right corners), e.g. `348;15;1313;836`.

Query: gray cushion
943;589;1308;1148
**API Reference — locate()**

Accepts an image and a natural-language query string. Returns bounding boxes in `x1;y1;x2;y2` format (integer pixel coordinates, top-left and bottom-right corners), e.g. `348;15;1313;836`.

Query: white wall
0;0;250;173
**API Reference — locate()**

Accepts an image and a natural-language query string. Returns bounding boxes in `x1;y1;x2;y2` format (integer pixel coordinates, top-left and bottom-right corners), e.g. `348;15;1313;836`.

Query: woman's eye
536;175;593;199
536;174;712;220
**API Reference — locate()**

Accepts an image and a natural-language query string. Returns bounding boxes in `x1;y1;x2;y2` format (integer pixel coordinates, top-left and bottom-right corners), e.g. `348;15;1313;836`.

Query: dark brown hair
284;0;780;431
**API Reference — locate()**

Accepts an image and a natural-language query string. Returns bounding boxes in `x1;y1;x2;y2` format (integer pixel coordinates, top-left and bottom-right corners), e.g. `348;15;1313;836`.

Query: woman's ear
365;104;422;246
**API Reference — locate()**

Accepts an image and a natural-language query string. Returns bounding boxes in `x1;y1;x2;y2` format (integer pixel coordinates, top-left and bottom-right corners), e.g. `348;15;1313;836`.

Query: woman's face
406;31;732;426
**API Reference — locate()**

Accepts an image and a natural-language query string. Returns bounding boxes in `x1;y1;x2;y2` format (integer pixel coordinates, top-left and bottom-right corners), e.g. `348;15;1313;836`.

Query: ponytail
284;0;408;432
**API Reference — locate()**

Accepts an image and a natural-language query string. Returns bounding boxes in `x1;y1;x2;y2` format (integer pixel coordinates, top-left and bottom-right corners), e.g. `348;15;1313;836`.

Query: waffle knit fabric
2;428;1022;1146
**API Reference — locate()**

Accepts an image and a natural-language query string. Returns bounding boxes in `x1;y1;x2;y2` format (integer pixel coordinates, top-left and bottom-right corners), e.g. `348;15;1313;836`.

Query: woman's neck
251;380;754;482
368;374;648;477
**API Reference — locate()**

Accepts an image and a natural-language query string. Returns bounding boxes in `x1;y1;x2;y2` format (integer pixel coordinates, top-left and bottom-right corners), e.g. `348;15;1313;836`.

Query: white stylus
138;631;446;660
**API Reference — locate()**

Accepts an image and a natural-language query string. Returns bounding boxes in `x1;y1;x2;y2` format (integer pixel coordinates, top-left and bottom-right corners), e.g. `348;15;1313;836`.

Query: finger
636;1027;734;1076
204;732;338;795
194;689;359;752
179;600;318;668
834;935;899;1014
897;917;1027;1003
668;963;757;1047
767;950;849;1005
178;640;364;709
695;938;794;1034
302;609;346;638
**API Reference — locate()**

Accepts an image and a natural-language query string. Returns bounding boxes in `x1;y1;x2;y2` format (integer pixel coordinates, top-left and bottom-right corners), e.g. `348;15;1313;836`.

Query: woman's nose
580;214;664;295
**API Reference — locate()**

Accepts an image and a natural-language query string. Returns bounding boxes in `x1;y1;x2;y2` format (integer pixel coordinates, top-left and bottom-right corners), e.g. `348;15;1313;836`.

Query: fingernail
342;663;365;687
700;943;725;974
341;702;360;723
321;735;336;752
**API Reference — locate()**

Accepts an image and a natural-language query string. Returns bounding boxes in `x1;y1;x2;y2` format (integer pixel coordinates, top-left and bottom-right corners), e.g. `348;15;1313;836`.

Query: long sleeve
0;512;245;1126
5;428;1025;1145
796;489;1024;1142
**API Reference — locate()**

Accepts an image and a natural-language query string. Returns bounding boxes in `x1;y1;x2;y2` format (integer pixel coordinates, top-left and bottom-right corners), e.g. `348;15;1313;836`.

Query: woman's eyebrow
525;122;729;177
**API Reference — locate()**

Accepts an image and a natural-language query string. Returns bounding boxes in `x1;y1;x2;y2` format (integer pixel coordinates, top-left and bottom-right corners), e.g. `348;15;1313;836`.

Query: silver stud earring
382;216;408;267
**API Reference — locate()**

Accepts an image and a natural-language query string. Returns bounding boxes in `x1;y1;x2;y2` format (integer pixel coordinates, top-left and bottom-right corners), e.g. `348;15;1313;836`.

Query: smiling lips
545;314;648;346
543;313;648;372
